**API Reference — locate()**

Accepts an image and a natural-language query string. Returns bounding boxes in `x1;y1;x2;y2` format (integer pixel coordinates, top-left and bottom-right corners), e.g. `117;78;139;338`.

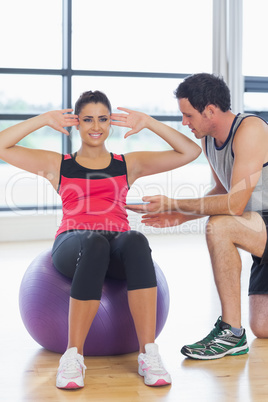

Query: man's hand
141;211;188;227
126;195;170;213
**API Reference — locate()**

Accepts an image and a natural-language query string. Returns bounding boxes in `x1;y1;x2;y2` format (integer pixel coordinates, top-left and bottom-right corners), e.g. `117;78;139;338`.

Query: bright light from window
0;0;62;69
72;0;213;74
243;0;268;76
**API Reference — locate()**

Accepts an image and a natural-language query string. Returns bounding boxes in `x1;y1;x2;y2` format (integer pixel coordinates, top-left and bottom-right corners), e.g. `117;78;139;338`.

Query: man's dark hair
174;73;231;113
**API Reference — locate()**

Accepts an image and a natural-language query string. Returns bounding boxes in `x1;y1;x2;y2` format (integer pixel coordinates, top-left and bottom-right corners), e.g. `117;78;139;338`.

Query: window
72;0;212;74
0;0;213;213
243;0;268;77
0;1;62;69
243;0;268;120
0;75;62;115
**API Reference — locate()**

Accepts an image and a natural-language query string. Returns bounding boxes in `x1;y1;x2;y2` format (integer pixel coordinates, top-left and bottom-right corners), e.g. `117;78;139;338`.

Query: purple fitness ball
19;249;169;356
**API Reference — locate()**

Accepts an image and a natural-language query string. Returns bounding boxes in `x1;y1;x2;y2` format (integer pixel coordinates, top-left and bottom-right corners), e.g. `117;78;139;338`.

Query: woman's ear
75;116;80;130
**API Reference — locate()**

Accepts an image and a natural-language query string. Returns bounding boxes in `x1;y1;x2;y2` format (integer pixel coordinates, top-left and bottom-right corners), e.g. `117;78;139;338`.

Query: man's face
178;98;211;139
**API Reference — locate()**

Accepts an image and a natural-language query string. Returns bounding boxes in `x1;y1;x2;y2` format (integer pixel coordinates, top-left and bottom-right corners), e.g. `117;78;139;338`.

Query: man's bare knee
249;295;268;338
206;215;230;240
250;318;268;338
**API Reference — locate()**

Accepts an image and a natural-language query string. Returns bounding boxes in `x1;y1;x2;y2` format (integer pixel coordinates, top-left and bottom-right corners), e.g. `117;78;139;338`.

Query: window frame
244;76;268;121
0;0;267;212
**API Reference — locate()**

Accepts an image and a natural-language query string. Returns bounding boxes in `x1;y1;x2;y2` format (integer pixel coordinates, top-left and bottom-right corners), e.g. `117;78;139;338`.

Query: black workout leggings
52;230;157;301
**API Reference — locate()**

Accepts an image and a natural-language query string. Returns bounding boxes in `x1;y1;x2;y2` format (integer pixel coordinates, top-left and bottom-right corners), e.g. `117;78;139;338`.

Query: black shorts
249;210;268;295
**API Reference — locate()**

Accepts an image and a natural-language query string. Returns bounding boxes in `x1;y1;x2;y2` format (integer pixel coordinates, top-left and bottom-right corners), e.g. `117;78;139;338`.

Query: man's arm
168;117;268;216
132;117;268;221
131;139;227;227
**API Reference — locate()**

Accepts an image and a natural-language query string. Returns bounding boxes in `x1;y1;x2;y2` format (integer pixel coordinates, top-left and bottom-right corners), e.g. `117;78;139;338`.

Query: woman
0;90;201;389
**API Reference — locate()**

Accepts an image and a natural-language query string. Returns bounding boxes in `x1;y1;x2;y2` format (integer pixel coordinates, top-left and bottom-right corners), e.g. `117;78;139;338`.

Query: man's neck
213;111;237;147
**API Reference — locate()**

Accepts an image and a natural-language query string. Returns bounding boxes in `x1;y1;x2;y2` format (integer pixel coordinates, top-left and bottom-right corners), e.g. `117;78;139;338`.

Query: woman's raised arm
111;107;201;183
0;109;78;184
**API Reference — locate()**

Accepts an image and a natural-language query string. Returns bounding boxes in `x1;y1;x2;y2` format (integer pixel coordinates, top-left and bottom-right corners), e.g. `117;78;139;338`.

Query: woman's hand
45;109;79;135
111;107;149;138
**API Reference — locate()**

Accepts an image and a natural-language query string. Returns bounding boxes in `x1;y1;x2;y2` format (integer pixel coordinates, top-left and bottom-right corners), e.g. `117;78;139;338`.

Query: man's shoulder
233;114;268;154
237;113;267;126
237;114;268;133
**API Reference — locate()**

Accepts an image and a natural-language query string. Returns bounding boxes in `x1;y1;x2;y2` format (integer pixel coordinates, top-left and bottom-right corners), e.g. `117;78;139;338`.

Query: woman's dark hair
74;90;112;115
174;73;231;113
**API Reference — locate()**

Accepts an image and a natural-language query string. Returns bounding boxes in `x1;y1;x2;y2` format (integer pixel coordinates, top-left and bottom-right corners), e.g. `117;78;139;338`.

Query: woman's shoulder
112;153;124;162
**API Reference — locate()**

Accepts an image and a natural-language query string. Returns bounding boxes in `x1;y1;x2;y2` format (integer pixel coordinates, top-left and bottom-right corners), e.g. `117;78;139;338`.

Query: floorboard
0;234;267;401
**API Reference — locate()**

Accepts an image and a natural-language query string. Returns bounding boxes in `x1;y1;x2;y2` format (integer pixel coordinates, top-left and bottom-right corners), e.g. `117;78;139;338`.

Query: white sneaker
138;343;171;386
56;347;87;389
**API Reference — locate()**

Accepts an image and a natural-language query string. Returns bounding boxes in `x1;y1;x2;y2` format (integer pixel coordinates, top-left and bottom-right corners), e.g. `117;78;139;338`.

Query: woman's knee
70;233;111;300
114;231;156;288
82;232;110;255
52;233;82;276
116;230;150;251
52;231;110;275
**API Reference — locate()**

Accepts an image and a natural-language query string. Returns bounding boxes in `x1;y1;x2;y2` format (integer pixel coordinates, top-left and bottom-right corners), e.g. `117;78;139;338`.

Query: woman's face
77;102;111;146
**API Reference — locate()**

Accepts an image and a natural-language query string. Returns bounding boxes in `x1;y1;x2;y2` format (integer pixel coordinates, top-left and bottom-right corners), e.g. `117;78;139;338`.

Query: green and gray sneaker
181;317;249;360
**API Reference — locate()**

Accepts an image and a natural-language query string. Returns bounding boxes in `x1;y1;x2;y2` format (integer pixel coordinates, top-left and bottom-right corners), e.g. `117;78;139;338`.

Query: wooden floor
1;234;268;401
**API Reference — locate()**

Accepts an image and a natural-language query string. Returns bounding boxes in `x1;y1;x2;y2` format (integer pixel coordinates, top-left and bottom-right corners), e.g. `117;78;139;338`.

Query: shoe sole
138;368;171;386
181;345;249;360
56;381;84;389
145;379;172;387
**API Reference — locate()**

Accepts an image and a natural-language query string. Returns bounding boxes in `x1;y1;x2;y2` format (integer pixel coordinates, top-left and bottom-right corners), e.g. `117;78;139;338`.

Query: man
127;73;268;360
